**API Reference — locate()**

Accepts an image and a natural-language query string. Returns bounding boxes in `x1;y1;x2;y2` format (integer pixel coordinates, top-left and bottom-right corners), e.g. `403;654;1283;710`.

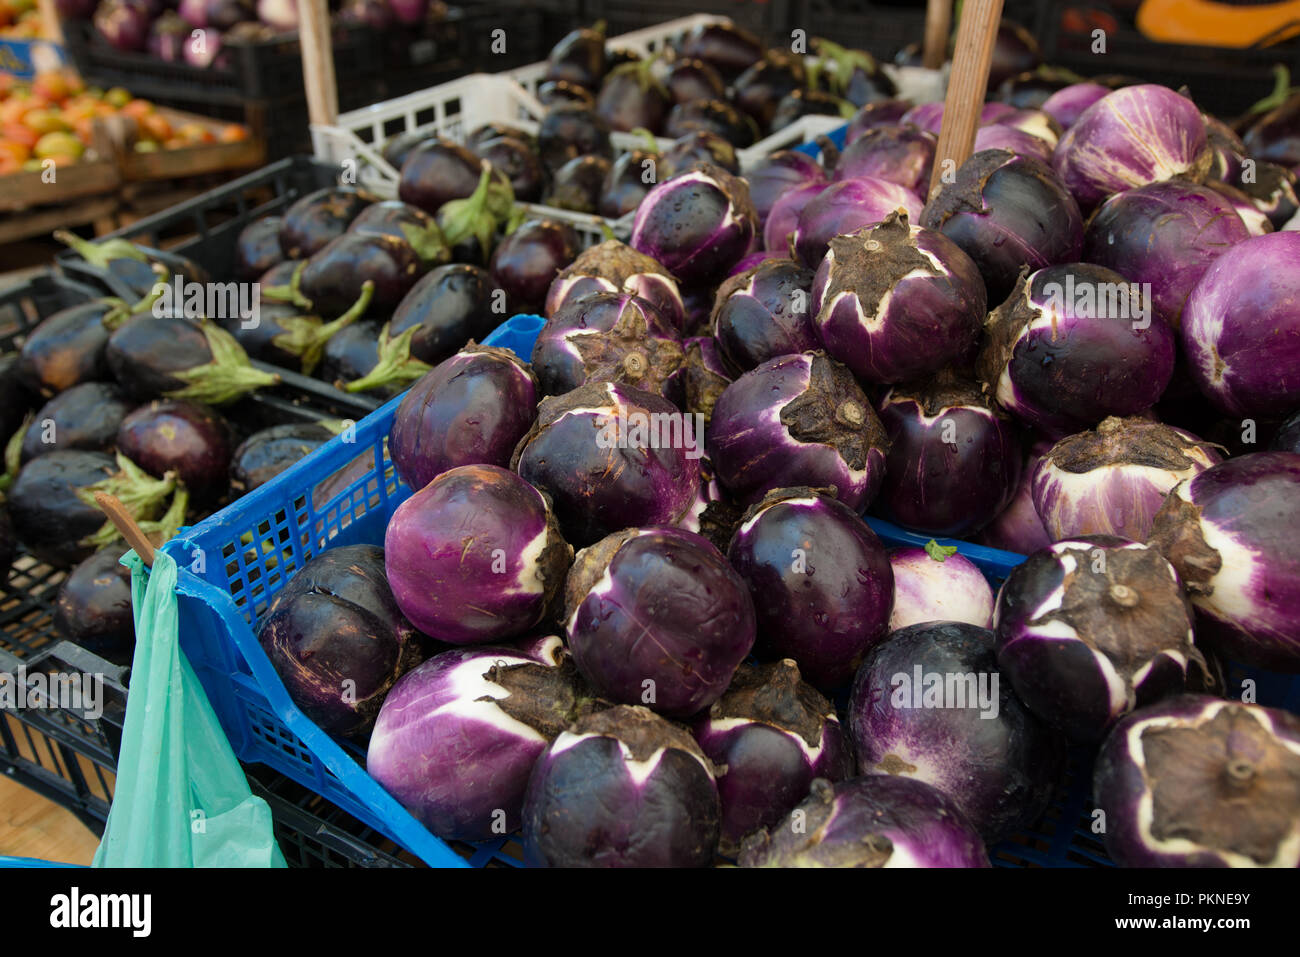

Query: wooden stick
297;0;339;128
923;0;953;70
94;492;155;567
928;0;1005;199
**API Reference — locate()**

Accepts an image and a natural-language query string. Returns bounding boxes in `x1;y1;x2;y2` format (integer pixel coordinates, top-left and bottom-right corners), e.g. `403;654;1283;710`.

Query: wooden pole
38;0;63;45
94;492;155;567
923;0;953;70
297;0;339;128
928;0;1004;199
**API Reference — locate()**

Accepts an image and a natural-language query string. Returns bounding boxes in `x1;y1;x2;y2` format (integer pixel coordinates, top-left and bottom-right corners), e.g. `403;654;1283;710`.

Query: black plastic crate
787;0;926;61
1031;1;1300;120
588;0;793;48
60;19;383;108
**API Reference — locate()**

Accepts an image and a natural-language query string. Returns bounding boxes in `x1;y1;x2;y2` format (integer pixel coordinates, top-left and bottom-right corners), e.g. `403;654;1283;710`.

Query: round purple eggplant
664;57;726;105
727;487;894;691
389;264;503;366
975;440;1053;554
299;232;424;317
230;422;336;494
973;123;1053;162
115;399;233;504
278;186;376;260
792;176;923;269
542;154;610;213
94;0;150;50
1093;695;1300;867
1181;231;1300;418
530;291;682;400
389;344;536;491
677;20;762;84
833;125;936;195
543;24;606;90
20;382;131;463
711;257;818;373
106;316;278;406
397;139;484;215
1053;85;1210;210
564;526;754;717
368;636;599;841
384;465;572;644
888;546;995;631
694;660;854;855
512;382;701;547
488;219;579;315
745;151;828;228
1031;417;1223;543
877;373;1022;537
257;544;425;738
921;149;1084;303
544;240;683;329
976;264;1177;437
522;704;721;867
658;130;739;178
1147;452;1300;671
708;352;890;511
739;775;990;868
8;450;116;567
470;135;544;204
630;163;757;287
1082;182;1250;331
348;199;450;267
811;211;986;384
598;148;657;218
848;621;1065;840
53;549;135;666
234;215;285;281
537;104;612;174
993;537;1200;741
595;58;670;134
1039;82;1109;131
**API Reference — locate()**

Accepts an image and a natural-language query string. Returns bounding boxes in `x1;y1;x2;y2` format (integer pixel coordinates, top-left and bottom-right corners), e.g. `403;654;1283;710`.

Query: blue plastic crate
158;308;1298;868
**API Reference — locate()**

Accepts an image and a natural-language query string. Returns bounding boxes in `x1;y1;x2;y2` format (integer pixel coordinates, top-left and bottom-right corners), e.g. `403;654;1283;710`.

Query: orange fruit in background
139;112;172;143
32;72;70;104
0;140;28;164
121;99;153;121
3;122;38;149
0;155;20;176
219;124;249;143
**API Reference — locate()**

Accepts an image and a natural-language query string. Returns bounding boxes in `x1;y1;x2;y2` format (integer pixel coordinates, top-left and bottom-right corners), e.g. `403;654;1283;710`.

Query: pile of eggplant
0;252;361;665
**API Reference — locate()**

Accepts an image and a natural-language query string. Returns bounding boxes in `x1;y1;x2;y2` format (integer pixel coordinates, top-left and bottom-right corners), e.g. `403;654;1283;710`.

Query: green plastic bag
94;550;286;868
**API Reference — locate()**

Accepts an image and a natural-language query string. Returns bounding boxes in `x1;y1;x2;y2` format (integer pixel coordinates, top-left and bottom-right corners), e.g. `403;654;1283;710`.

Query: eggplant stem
1226;760;1255;786
261;261;314;310
53;230;149;270
1108;584;1139;608
277;280;376;376
0;413;33;495
166;321;281;405
343;323;431;394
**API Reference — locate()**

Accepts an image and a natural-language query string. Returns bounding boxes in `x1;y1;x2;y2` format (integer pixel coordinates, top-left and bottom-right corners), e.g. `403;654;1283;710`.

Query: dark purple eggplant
665;99;758;148
348;200;450;267
488;219;580;315
996;67;1079;110
230;422;337;494
8;450;116;567
106;316;279;405
18;298;144;398
537;80;595;109
1243;93;1300;170
233;278;373;375
733;52;807;132
677;20;763;85
599;149;657;218
53;549;135;666
390;263;503;366
543;155;611;213
537;104;613;174
278;187;377;260
988;20;1042;90
234;215;286;281
607;47;640;69
543;24;607;90
20;383;132;463
470;136;545;203
257;544;426;738
319;320;383;393
258;259;302;290
810;39;897;108
595;58;671;134
300;233;424;317
382;129;435;171
465;123;532;152
664;57;726;105
659;130;739;178
397;139;485;215
116;399;234;504
771;89;850;133
0;355;35;446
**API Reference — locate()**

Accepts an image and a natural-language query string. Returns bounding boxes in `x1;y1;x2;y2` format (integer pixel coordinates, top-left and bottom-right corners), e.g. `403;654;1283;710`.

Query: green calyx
439;165;502;256
629;126;661;153
812;38;879;96
342;323;431;394
53;230;149;270
400;220;451;266
0;413;32;497
270;280;375;376
1247;65;1296;117
77;454;180;550
136;485;190;548
924;539;959;563
261;261;314;310
101;265;171;331
165;321;281;405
